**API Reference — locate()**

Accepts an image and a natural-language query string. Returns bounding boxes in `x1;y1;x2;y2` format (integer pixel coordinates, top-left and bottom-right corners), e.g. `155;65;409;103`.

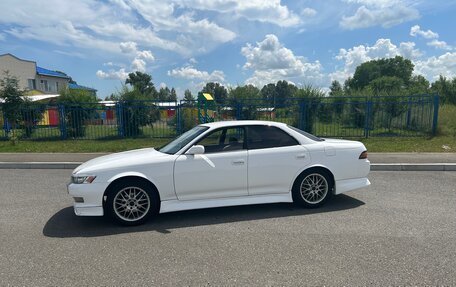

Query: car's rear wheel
106;180;159;226
292;170;333;208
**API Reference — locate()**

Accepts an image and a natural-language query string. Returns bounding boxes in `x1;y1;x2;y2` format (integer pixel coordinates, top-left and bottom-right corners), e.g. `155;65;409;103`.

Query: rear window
287;125;324;142
246;125;299;149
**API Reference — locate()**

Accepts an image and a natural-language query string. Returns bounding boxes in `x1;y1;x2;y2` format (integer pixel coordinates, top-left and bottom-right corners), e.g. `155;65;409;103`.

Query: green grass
360;136;455;152
0;135;454;153
0;138;170;153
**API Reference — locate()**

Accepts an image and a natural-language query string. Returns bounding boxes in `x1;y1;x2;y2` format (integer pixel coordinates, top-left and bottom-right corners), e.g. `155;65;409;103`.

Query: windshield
159;126;209;154
287;125;324;142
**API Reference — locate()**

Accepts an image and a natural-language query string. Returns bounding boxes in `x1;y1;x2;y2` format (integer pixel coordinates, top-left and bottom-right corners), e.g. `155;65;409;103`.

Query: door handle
296;154;307;159
232;160;245;165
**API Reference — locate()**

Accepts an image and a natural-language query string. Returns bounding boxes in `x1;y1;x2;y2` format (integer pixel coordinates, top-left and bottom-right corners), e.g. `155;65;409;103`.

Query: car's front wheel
106;180;159;226
292;170;333;208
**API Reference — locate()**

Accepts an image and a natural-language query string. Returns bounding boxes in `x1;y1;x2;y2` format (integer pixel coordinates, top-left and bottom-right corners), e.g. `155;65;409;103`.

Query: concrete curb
370;163;456;171
1;162;456;171
0;162;82;169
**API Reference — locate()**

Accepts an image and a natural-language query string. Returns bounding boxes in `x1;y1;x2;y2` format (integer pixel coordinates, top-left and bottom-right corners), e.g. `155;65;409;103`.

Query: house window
55;82;59;92
40;80;49;92
28;79;36;90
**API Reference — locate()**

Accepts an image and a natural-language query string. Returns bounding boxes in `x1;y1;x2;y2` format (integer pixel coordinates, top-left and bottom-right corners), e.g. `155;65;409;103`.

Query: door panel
248;146;310;195
174;150;248;200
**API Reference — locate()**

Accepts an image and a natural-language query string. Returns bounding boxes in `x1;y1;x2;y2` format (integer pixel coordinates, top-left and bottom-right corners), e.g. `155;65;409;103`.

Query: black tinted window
196;127;245;153
287;125;324;142
246;125;299;149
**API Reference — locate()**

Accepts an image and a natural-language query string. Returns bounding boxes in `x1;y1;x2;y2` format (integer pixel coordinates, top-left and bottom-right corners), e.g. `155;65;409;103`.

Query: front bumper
67;182;109;216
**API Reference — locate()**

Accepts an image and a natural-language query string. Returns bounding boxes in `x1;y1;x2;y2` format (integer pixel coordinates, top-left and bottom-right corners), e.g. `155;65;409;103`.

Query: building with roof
0;53;96;96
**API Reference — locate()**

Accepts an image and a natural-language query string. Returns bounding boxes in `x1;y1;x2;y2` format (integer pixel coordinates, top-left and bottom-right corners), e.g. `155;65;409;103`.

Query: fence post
116;102;124;137
364;99;372;138
236;103;242;120
58;104;66;140
176;102;182;135
432;95;439;135
298;100;306;130
406;96;412;129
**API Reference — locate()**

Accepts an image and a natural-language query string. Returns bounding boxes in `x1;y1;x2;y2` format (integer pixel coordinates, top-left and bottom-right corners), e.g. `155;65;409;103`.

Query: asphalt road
0;170;455;286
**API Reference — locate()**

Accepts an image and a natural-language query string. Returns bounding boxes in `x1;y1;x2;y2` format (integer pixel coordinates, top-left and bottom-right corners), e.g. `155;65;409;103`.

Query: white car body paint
68;120;370;217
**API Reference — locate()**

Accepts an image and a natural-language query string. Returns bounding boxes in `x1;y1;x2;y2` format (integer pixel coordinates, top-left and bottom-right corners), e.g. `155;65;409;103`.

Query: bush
117;86;160;137
58;88;98;138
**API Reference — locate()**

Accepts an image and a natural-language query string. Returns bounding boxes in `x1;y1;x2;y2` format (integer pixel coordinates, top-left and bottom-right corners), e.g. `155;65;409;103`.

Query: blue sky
0;0;455;99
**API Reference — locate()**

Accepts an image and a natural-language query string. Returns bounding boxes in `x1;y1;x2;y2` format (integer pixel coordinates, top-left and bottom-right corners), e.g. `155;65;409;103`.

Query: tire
106;179;160;226
292;169;333;208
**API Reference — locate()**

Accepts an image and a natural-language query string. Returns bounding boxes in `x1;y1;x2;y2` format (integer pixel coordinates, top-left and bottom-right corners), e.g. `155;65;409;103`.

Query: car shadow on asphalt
43;194;364;238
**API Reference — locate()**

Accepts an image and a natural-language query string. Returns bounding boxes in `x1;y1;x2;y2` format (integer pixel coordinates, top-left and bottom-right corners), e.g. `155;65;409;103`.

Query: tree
293;85;326;132
104;93;119;101
0;71;43;139
202;82;228;104
169;88;177;101
117;85;160;137
228;85;261;119
431;76;456;105
349;56;414;90
369;76;404;96
275;80;297;107
158;87;170;101
58;88;98;138
408;75;430;95
0;72;23;131
261;83;278;105
329;80;343;96
183;89;195;102
125;71;157;98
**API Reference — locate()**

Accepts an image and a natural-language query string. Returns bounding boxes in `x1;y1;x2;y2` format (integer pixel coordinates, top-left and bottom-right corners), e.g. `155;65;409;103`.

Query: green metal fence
0;94;439;141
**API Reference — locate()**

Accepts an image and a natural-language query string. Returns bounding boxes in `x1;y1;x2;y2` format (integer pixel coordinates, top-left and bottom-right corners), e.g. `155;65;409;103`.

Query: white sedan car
68;120;370;225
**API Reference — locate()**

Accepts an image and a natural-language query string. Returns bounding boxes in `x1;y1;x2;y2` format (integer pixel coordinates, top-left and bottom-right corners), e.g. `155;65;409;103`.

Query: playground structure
197;92;216;123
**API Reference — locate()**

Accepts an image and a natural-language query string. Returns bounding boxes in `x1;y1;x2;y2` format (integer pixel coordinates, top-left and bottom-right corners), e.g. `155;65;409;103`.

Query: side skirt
160;193;293;214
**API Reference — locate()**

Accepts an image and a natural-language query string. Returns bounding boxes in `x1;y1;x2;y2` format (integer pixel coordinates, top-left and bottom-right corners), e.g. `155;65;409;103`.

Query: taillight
359;151;368;159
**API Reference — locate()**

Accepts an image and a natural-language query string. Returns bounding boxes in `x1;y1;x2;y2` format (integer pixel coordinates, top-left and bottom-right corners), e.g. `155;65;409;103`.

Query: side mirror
186;145;205;155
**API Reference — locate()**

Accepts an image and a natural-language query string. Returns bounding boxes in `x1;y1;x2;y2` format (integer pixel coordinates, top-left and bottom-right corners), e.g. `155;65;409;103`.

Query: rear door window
246;125;299;150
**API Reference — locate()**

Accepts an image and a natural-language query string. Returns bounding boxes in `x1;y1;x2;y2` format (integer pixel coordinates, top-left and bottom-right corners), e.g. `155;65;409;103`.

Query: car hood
73;148;168;174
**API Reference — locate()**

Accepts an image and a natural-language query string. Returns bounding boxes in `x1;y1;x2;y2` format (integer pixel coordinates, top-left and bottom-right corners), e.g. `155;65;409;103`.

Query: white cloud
96;69;129;80
414;52;456;81
427;40;453;51
344;0;398;8
331;38;455;84
0;33;5;41
97;41;155;80
136;50;155;61
241;34;324;87
409;25;453;51
410;25;439;39
119;41;138;54
301;8;317;17
331;38;421;83
168;66;225;82
109;0;131;10
0;0;236;57
340;3;419;29
131;58;146;72
174;0;301;27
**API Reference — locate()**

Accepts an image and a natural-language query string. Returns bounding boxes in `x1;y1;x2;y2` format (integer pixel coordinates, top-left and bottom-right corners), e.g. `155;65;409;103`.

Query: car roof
199;120;288;129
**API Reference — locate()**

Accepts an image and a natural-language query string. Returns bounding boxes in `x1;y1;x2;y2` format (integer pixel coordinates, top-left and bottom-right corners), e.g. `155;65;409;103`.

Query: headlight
71;175;96;184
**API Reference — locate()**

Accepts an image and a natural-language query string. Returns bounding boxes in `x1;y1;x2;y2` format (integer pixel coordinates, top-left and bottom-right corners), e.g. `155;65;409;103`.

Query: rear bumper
335;177;371;195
